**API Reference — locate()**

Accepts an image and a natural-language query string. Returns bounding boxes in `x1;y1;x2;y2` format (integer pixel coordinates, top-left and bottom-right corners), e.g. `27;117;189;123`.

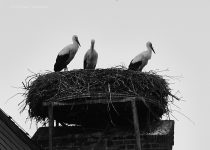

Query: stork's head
90;39;95;49
91;39;95;45
146;41;155;54
72;35;81;47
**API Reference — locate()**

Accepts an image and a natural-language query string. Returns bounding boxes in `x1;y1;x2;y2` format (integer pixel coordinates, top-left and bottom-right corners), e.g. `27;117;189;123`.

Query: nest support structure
43;95;164;130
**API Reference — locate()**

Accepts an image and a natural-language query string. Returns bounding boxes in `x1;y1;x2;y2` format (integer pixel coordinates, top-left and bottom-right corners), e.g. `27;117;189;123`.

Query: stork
128;41;155;71
54;35;81;72
83;39;98;69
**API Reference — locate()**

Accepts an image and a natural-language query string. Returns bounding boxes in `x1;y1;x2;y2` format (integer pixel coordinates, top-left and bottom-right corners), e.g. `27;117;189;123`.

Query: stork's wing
83;53;88;69
128;59;142;71
54;54;69;72
84;59;87;69
91;51;98;69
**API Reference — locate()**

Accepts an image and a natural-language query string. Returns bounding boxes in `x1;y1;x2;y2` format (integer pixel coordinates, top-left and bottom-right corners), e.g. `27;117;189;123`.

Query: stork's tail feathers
128;63;136;71
54;63;63;72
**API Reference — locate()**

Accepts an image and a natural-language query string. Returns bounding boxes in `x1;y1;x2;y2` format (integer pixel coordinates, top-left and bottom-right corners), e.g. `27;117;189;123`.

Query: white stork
128;41;155;71
54;35;81;72
83;39;98;69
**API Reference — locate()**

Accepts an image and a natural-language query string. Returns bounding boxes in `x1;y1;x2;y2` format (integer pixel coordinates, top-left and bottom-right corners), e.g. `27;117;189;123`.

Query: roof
0;108;40;150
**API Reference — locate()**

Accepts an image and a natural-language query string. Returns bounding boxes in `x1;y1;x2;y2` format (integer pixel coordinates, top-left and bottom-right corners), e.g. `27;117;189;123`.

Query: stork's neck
73;40;80;48
91;42;95;50
147;48;153;59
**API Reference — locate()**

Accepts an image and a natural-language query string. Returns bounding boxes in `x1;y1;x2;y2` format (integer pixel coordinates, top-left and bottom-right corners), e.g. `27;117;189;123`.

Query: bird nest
22;67;179;129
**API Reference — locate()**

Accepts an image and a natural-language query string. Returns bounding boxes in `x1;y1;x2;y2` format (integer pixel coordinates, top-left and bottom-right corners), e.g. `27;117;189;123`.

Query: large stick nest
23;67;179;129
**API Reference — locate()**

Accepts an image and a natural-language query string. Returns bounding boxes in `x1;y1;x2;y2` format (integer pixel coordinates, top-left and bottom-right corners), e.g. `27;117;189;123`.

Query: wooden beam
42;95;159;107
48;103;54;150
43;96;137;106
131;99;141;150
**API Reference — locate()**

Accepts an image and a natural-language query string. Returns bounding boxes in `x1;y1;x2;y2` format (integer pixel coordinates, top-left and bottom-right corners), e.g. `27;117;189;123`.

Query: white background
0;0;209;149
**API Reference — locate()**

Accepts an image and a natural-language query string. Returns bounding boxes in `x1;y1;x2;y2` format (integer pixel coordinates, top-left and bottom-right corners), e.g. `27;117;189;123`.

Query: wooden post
131;99;142;150
48;102;54;150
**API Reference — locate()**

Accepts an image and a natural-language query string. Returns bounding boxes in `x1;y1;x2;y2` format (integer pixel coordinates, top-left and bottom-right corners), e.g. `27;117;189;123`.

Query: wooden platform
44;95;146;150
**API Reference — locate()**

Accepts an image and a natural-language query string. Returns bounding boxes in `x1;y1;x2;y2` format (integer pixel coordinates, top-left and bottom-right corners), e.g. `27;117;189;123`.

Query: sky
0;0;210;149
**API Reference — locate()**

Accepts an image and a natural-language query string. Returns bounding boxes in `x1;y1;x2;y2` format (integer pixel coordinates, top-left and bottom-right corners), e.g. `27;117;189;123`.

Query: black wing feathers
83;59;87;69
54;54;69;72
128;60;142;71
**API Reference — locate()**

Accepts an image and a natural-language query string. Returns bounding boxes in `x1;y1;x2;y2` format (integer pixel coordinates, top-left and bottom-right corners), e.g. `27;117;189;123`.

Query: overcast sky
0;0;210;149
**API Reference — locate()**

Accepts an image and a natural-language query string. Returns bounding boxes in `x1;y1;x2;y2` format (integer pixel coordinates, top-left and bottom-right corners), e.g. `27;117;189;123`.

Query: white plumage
84;39;98;69
54;35;81;72
128;41;155;71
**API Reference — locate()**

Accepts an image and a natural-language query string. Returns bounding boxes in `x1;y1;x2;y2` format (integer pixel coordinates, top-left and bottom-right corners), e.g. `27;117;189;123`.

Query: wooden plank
43;96;137;106
48;103;54;150
131;99;141;150
46;93;134;102
42;94;160;107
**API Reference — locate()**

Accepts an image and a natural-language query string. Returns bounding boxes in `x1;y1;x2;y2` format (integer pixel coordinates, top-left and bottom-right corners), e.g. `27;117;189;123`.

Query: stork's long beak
76;38;81;47
151;45;155;54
